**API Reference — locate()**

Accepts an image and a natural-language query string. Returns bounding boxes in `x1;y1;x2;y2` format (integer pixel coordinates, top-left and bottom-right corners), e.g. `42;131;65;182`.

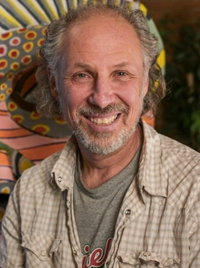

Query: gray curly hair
35;3;166;118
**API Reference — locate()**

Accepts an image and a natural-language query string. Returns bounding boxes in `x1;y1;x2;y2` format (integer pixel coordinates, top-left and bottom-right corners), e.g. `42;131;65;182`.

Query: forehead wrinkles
64;14;141;51
60;16;143;76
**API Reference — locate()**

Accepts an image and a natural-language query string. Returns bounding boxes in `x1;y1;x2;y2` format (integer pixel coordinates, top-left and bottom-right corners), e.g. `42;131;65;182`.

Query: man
0;3;200;268
0;0;164;227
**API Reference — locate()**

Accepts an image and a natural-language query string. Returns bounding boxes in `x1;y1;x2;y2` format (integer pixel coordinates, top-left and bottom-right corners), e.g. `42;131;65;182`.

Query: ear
48;68;59;101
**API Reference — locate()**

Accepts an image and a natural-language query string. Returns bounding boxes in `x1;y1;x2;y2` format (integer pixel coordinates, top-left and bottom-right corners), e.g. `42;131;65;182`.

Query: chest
20;191;188;268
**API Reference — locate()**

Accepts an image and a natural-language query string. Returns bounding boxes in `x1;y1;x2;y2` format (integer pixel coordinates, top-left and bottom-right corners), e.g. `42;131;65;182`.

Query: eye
76;73;88;78
73;73;90;79
116;71;127;76
71;72;93;84
113;70;132;81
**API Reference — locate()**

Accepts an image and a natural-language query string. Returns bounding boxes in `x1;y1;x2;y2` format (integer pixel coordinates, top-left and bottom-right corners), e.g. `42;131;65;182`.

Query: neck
77;125;142;189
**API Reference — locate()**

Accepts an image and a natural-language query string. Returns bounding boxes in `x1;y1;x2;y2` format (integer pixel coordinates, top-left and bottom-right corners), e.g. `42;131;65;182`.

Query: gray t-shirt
74;143;141;267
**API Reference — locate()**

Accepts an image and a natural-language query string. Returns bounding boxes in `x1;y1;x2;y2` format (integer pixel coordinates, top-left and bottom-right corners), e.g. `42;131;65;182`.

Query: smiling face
55;13;149;155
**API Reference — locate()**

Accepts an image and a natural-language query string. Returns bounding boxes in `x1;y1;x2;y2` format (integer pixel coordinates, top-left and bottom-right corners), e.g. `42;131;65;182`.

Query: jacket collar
51;135;77;191
138;119;168;198
50;119;168;198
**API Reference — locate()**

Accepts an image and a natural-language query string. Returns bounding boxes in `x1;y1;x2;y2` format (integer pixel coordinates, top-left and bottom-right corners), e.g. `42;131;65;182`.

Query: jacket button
58;177;62;182
143;251;151;257
41;250;47;256
72;247;77;256
125;209;131;216
106;261;110;267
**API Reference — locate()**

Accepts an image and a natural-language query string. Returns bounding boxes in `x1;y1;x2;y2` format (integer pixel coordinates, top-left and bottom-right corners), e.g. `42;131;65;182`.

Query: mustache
78;104;129;116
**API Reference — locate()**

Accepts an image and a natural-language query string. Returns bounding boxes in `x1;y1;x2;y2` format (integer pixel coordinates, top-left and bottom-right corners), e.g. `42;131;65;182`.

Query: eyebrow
113;62;131;68
72;62;131;69
73;62;92;69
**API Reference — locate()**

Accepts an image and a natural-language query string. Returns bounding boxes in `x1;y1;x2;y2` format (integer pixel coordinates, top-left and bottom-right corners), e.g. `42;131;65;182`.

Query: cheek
119;87;142;108
118;86;144;122
59;87;85;120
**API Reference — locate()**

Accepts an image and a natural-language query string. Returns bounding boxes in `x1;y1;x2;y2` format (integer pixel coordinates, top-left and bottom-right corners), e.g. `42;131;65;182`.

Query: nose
88;76;115;109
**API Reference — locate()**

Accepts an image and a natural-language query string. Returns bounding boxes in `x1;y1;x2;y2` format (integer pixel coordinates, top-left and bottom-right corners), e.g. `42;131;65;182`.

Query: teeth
90;115;118;125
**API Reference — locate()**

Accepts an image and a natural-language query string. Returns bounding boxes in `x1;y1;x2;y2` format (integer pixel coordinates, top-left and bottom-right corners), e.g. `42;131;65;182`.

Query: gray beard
73;122;137;155
73;98;144;155
72;96;144;155
59;92;144;155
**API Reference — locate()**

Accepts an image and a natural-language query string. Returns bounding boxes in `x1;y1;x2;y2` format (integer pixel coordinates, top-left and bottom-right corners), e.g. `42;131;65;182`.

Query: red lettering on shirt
82;237;112;268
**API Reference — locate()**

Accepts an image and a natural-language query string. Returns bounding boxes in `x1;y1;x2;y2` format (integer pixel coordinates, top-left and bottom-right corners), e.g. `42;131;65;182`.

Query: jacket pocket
118;251;180;267
21;233;62;267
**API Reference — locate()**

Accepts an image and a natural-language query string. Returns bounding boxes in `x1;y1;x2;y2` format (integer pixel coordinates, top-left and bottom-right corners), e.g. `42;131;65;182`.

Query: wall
145;1;200;150
142;0;200;29
141;0;200;62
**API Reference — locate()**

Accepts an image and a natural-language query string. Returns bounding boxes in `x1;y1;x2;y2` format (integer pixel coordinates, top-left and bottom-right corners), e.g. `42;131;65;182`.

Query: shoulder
158;133;200;198
142;120;200;205
143;120;200;167
142;121;200;235
15;150;62;196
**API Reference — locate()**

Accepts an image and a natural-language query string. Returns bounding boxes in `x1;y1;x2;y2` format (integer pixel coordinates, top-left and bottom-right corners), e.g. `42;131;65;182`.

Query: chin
74;124;137;155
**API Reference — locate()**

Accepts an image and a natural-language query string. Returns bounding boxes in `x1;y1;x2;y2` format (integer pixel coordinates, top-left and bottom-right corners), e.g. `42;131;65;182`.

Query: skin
50;13;149;188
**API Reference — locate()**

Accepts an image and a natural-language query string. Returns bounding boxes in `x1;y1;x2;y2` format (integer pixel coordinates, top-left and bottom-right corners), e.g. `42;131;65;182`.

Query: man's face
56;14;149;155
